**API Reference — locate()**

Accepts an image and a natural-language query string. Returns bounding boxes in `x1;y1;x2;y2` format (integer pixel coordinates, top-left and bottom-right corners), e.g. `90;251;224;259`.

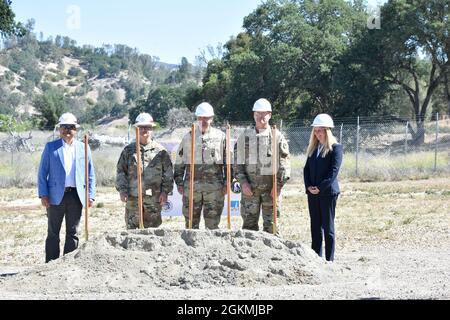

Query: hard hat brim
195;113;215;117
253;109;272;112
134;122;157;127
57;123;80;128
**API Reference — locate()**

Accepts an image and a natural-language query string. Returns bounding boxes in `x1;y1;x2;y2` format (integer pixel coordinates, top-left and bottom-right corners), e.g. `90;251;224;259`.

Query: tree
0;0;25;38
0;78;22;115
68;66;82;77
166;107;195;129
120;71;147;103
199;0;370;123
177;57;192;82
33;88;67;129
130;85;187;127
165;57;195;84
140;54;156;80
110;103;127;117
370;0;449;144
183;85;204;111
445;70;450;116
430;68;450;116
82;89;121;123
0;114;17;132
332;14;397;119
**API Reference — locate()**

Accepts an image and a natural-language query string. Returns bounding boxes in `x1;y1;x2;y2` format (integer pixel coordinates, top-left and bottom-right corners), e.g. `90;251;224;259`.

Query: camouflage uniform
234;127;290;233
116;140;173;229
174;125;228;229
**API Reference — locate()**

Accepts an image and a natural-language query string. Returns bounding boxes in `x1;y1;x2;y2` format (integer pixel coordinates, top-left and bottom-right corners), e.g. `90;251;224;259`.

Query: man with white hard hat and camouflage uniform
234;98;291;233
174;102;229;229
115;113;173;229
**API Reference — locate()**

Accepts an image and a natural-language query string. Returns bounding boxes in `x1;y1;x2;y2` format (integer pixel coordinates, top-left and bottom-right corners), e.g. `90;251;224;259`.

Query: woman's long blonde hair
306;127;338;158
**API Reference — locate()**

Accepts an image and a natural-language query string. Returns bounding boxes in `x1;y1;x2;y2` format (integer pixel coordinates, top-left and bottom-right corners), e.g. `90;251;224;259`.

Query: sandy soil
0;179;449;300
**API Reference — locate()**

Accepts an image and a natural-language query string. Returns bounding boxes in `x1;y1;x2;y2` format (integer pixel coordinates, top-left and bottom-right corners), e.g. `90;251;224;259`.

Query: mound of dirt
0;229;339;297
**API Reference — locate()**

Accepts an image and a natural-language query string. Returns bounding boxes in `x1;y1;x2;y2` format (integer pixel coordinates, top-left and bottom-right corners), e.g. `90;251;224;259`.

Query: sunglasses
254;112;271;118
60;124;77;130
139;126;153;131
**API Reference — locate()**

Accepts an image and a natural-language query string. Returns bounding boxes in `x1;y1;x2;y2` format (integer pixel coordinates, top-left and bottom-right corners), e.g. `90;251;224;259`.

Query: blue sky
11;0;385;65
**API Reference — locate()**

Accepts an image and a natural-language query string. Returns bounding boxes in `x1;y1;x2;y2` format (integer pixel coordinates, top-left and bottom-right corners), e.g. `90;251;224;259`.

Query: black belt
64;187;76;192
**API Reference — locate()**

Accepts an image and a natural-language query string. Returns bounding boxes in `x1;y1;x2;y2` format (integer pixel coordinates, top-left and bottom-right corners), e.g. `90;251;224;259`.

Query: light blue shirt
63;140;76;188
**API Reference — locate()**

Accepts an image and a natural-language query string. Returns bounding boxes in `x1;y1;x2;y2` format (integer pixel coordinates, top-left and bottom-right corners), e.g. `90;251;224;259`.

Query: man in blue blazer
38;112;96;263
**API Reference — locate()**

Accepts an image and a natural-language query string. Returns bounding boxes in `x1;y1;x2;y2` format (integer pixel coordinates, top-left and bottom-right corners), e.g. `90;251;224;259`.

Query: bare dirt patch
0;178;449;299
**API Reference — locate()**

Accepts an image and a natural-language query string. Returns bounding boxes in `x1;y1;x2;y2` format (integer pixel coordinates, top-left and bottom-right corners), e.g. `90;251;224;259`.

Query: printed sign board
160;141;241;216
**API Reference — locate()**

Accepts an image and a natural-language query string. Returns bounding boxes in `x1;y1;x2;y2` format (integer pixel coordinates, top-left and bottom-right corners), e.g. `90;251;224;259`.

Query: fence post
340;123;343;145
356;117;360;177
404;121;408;154
434;113;439;172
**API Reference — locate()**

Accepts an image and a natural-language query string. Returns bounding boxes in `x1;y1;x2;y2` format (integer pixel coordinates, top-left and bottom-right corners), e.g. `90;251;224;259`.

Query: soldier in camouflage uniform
234;98;290;233
116;113;173;229
174;102;228;229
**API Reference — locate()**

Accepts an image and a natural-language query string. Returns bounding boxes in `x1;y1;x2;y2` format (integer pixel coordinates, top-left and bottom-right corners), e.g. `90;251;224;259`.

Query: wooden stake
272;125;278;235
188;123;196;229
84;134;89;241
136;127;144;229
226;123;231;230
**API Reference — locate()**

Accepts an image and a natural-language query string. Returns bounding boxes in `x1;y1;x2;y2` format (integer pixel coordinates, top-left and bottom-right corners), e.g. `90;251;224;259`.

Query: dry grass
1;127;449;188
290;151;450;182
281;177;450;252
0;177;449;267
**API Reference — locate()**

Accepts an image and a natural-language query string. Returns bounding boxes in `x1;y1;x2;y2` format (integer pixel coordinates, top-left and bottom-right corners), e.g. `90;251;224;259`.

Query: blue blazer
303;143;343;196
38;138;96;207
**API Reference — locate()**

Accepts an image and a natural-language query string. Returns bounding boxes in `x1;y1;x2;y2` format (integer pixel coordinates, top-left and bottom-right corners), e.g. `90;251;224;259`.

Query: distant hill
0;24;203;128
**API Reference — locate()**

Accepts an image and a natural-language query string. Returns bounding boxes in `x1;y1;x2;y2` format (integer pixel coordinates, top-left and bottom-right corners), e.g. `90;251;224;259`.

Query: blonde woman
303;114;343;261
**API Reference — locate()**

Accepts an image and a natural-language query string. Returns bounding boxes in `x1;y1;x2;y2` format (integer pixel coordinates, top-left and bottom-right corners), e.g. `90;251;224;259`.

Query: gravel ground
0;228;448;300
1;178;449;300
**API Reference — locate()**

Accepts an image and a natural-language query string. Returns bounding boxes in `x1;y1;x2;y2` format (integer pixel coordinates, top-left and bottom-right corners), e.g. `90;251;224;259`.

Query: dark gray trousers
45;189;82;263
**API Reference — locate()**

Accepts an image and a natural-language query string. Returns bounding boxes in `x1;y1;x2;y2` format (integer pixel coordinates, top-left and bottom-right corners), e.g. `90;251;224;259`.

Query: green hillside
0;20;202;130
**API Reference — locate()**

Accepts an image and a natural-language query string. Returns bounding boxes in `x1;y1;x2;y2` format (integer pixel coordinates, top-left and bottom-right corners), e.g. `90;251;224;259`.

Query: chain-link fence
0;115;449;188
284;115;450;181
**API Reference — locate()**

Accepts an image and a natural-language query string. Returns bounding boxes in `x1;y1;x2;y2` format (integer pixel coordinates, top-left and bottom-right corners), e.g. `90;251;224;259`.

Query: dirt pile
0;229;338;297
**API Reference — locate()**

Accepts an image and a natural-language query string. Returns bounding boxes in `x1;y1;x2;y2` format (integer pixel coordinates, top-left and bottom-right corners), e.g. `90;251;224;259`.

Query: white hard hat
253;98;272;112
195;102;215;117
311;114;334;128
134;113;156;127
57;112;80;128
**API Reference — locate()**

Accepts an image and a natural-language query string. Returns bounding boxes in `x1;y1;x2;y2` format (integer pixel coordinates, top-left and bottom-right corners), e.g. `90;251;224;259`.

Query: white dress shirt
62;140;76;188
316;144;324;158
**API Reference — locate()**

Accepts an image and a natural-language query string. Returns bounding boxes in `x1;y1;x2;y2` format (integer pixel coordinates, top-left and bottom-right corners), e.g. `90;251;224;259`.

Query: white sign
162;182;241;217
160;141;241;217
